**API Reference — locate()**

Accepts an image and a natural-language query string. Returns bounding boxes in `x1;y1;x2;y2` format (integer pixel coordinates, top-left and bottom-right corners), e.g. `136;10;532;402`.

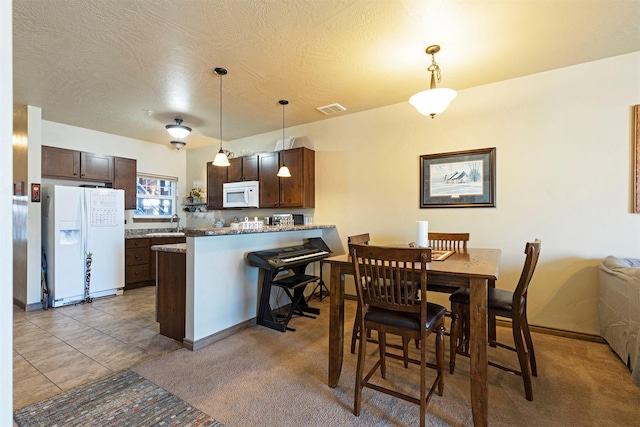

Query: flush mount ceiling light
165;118;192;139
409;45;457;118
277;100;291;178
212;67;230;167
170;140;186;150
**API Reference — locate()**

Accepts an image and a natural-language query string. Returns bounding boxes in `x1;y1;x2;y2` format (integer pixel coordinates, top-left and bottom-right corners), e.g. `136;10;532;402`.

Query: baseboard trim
495;319;605;343
184;318;257;351
13;298;43;312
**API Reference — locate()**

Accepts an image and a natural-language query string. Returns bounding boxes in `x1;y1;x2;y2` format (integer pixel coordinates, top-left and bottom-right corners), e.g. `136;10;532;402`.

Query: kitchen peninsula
152;224;338;350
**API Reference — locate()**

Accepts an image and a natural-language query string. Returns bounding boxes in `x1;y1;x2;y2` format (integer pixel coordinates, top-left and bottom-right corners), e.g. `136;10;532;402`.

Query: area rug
14;370;224;427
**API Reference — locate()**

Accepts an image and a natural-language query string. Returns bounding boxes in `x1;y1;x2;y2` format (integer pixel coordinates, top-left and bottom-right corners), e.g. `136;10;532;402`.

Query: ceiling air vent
316;103;346;115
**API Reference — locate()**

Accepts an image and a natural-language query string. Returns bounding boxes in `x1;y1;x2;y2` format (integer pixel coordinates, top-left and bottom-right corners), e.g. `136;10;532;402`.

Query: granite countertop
126;225;334;239
146;224;334;253
184;224;334;237
151;243;186;253
125;228;184;239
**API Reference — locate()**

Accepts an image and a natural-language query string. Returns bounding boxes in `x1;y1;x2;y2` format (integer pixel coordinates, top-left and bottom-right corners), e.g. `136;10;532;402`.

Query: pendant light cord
219;72;223;151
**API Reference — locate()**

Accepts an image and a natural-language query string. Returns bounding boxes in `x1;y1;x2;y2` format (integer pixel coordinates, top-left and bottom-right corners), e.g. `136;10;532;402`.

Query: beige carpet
133;298;640;426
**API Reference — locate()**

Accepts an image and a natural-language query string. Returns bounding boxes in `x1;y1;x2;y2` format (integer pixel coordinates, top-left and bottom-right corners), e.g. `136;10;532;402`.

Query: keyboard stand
307;260;329;302
257;266;320;332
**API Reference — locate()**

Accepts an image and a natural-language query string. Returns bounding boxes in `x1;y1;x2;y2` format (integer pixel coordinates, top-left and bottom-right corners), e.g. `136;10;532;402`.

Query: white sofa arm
599;256;640;386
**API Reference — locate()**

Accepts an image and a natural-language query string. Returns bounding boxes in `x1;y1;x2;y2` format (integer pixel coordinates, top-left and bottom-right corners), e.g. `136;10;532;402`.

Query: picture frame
31;183;41;202
420;147;496;208
634;105;640;213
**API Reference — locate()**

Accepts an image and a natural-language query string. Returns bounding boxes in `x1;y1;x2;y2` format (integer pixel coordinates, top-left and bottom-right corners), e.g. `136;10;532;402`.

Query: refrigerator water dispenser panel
59;220;80;245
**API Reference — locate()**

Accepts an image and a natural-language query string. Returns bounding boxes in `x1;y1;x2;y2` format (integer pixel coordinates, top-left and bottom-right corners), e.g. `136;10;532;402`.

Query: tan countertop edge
184;224;335;237
151;243;186;253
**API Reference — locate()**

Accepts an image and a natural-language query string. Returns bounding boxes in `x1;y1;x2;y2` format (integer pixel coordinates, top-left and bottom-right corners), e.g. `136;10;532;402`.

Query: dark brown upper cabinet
206;162;228;210
113;157;137;209
259;147;315;209
42;146;114;182
80;151;114;181
228;155;258;182
41;146;81;179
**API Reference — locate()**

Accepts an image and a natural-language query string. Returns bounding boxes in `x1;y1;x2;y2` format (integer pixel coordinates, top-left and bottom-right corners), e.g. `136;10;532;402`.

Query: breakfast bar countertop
184;224;334;237
125;225;334;239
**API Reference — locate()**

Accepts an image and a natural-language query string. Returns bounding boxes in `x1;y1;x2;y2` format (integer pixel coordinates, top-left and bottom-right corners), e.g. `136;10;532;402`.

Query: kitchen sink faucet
171;214;181;232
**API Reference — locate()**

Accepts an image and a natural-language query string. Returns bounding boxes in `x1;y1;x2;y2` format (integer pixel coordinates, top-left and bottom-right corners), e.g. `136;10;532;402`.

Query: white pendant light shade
277;165;291;177
166;118;191;139
409;87;457;118
410;45;456;118
170;140;186;150
213;148;230;166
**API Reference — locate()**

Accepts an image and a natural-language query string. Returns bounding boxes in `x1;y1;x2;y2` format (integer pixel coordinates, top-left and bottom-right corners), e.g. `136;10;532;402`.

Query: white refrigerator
42;185;125;307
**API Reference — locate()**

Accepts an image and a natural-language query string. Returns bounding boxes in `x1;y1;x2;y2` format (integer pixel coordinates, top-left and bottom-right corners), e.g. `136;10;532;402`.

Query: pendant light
170;140;186;150
277;100;291;178
165;118;192;139
409;45;457;118
212;67;230;167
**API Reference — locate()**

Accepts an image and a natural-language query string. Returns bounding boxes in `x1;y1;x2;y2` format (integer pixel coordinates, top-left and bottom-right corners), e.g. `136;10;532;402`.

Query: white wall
187;52;640;335
1;0;13;421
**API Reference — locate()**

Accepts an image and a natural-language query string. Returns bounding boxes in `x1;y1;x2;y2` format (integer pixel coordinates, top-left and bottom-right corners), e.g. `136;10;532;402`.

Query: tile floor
12;286;182;409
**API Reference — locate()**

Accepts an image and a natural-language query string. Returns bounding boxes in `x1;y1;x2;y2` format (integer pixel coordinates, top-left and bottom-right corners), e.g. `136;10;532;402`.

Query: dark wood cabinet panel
125;236;185;289
41;146;80;179
80;151;114;181
241;155;258;181
156;251;186;342
149;237;185;283
228;158;243;182
259;152;280;208
114;157;137;210
228;155;258;182
126;247;149;266
42;146;123;186
279;148;315;208
125;238;150;287
207;162;228;209
259;148;315;208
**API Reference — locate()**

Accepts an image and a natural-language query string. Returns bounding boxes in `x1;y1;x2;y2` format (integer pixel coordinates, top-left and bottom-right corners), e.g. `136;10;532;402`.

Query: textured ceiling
13;0;640;150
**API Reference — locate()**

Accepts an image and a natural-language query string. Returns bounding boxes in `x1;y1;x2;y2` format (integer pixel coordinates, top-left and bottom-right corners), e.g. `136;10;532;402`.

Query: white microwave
222;181;260;208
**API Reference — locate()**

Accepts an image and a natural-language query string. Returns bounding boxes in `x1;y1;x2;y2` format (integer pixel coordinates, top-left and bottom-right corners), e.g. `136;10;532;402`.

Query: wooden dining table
325;248;501;427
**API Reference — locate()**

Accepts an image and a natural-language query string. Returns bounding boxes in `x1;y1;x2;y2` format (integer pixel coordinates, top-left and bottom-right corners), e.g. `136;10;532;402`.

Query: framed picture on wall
634;105;640;213
420;147;496;208
31;183;41;202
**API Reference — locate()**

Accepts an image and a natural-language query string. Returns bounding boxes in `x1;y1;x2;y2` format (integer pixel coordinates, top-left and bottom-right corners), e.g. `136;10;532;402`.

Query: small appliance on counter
272;214;305;226
239;217;264;230
272;214;292;226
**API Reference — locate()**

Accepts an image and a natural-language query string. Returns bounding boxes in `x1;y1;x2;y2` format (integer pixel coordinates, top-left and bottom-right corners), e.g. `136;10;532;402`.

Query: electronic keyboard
247;237;331;271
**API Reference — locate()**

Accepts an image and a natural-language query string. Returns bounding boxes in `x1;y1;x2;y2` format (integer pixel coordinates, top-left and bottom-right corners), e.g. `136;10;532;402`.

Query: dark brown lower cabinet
156;250;186;342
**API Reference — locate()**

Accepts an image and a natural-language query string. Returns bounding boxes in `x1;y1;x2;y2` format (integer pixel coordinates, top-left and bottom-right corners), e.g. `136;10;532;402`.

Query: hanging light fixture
409;45;457;118
277;100;291;178
165;118;192;139
170;140;186;150
212;67;230;167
